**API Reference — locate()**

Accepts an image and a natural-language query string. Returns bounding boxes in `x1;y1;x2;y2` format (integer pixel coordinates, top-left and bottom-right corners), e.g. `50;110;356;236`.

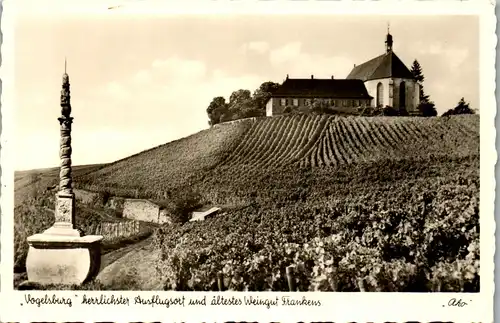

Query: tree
228;89;255;119
206;96;228;126
252;81;280;115
411;60;430;103
442;97;475;116
418;102;438;117
205;81;280;123
411;59;437;117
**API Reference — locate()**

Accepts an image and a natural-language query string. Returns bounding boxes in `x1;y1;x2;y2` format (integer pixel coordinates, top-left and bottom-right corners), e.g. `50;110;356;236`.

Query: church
266;30;421;116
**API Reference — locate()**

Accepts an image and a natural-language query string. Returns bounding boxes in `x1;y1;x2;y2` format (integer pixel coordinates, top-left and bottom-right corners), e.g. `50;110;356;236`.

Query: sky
13;14;479;171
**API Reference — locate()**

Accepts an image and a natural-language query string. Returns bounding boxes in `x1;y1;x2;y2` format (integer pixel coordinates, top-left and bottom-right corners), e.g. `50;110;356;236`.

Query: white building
346;31;421;115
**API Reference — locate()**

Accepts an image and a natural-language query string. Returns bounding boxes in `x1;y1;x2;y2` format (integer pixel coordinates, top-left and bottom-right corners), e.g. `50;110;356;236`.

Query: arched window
399;81;406;108
376;82;384;107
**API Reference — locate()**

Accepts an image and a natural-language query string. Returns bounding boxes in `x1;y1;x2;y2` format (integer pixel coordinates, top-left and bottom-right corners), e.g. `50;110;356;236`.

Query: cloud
412;41;470;71
269;42;355;79
46;56;264;169
269;42;303;65
240;41;271;55
151;57;207;82
132;69;151;84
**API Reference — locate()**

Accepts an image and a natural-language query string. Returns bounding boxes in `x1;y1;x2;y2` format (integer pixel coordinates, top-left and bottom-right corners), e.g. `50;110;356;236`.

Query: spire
61;58;71;118
385;24;393;53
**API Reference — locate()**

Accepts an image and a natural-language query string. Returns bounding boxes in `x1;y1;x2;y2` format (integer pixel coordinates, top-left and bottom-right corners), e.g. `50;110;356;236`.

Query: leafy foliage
206;81;279;125
411;59;437;117
154;157;479;291
443;97;475;116
207;96;228;126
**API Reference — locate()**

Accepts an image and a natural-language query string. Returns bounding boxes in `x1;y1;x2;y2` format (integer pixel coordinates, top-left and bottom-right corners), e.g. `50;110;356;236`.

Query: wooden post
217;272;225;291
286;266;296;292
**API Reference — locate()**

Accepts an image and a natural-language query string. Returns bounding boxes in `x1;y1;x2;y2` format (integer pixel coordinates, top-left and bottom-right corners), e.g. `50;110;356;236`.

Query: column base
26;233;103;286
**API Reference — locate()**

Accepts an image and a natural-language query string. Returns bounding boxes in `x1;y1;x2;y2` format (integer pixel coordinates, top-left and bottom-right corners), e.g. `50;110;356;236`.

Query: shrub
163;189;204;224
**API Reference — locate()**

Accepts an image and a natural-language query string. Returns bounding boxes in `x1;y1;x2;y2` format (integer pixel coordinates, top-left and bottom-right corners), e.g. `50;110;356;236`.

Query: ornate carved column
26;62;103;286
44;68;79;235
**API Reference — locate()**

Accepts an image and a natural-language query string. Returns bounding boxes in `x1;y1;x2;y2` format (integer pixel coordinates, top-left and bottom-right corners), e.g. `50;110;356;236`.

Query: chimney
354;64;356;68
331;75;334;79
311;75;314;79
286;74;289;80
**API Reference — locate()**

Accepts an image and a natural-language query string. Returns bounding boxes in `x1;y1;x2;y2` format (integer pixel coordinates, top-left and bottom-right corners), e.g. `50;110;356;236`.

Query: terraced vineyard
75;119;254;199
300;115;479;167
222;114;330;168
76;115;479;200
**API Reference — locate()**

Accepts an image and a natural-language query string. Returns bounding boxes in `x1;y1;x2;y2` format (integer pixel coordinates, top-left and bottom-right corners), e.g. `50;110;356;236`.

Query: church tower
385;25;393;53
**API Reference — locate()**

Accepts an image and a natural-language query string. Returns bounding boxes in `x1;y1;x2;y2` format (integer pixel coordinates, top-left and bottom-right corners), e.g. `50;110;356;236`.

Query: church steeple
385;23;393;53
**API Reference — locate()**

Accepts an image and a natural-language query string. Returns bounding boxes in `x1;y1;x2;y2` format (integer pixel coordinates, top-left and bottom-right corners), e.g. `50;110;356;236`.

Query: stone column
43;72;80;236
26;64;103;286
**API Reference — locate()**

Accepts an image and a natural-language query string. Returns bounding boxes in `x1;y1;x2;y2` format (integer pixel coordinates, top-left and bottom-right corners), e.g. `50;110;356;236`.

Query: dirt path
99;234;154;271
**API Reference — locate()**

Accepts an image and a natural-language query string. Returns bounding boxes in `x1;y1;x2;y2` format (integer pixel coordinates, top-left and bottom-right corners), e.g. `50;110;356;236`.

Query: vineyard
49;114;480;291
76;114;479;201
76;119;254;198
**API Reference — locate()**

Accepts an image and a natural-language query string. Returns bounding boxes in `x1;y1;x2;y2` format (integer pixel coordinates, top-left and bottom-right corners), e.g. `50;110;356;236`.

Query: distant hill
14;164;106;206
74;114;479;201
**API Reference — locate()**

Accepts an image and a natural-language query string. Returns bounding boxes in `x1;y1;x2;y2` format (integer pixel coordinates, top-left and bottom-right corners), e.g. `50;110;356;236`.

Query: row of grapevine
300;116;480;167
224;115;331;169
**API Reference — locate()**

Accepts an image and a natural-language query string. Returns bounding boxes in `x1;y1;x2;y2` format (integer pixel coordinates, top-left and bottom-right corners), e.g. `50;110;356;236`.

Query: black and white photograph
0;0;495;321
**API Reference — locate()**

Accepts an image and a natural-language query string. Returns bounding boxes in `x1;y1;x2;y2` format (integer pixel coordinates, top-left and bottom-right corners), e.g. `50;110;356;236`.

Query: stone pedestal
26;234;103;286
43;192;81;237
25;193;103;286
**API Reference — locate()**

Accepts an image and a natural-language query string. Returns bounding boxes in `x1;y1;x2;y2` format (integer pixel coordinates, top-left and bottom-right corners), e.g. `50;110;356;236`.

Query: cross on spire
385;24;393;53
64;57;67;74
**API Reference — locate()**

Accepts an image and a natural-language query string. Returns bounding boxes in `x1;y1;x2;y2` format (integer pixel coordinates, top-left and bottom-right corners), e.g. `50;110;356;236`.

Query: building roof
346;51;415;82
271;78;373;99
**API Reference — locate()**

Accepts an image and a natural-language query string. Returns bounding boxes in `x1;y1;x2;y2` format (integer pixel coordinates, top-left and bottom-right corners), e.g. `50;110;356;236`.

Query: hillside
15;164;106;206
76;118;254;199
19;114;479;291
76;114;479;200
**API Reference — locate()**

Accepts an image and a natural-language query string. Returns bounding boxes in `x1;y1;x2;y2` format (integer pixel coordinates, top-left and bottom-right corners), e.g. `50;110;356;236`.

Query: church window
399;81;406;108
280;98;286;106
293;98;299;106
377;82;384;107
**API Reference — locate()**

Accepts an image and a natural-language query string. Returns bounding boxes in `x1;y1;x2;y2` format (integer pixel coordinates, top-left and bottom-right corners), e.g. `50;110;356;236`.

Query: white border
1;1;496;322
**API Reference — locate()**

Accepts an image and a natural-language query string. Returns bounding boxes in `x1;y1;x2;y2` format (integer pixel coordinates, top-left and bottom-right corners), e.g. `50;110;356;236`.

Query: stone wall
88;220;141;242
72;189;172;224
213;117;258;127
123;199;159;222
74;189;102;205
122;199;172;224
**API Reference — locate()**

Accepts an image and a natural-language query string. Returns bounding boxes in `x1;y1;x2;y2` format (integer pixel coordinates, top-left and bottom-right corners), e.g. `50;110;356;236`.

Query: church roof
272;78;372;99
346;51;415;82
